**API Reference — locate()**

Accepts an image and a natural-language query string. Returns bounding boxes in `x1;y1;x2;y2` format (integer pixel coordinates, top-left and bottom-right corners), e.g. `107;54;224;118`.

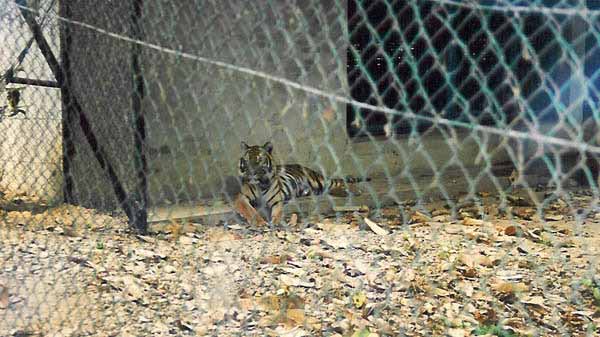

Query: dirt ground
0;190;599;337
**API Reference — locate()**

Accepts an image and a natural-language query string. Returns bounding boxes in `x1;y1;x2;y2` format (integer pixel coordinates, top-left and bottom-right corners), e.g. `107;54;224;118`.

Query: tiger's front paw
270;204;283;226
270;215;284;227
267;219;283;228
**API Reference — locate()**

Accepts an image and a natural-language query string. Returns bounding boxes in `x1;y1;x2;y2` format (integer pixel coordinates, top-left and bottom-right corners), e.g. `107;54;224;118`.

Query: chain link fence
1;0;600;336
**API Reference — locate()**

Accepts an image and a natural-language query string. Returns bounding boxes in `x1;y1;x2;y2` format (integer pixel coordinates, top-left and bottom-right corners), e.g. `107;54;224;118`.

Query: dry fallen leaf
178;235;197;245
121;276;146;301
570;310;594;320
321;237;350;249
504;225;523;236
350;327;375;337
544;214;564;221
462;217;485;226
259;293;305;312
0;284;8;309
512;207;535;219
496;271;525;281
317;222;351;233
364;217;389;235
492;281;529;295
352;291;367;309
460;267;478;278
433;288;451;297
261;254;289;265
333;205;369;212
563;310;595;326
410;210;431;223
238;297;255;311
258;315;277;328
520;295;546;307
447;328;467;337
274;326;309;337
280;275;314;288
444;225;464;235
102;275;146;302
206;228;241;242
507;194;534;207
460;253;493;268
136;235;155;243
305;248;332;260
257;293;308;328
134;248;166;261
474;308;498;325
285;308;306;327
457;281;474;297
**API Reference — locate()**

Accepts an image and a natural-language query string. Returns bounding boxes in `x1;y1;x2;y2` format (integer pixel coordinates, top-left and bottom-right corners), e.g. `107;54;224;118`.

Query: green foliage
593;287;600;306
579;278;600;307
351;327;371;337
581;279;594;288
473;325;516;337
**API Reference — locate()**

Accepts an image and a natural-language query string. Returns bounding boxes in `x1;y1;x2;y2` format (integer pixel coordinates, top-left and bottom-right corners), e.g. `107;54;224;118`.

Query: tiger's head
239;141;274;187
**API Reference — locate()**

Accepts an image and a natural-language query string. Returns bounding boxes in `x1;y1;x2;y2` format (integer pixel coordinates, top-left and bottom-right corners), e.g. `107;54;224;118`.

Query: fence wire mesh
1;0;600;336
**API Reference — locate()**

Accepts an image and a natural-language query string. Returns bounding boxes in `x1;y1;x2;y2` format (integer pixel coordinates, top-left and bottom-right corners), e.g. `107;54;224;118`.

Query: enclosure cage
1;0;600;336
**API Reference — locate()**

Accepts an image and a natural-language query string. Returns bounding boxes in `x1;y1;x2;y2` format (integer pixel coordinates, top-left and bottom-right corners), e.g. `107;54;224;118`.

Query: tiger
233;141;366;226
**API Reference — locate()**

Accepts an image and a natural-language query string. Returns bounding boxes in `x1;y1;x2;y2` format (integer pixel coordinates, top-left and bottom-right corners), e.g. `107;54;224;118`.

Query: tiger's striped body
234;142;361;226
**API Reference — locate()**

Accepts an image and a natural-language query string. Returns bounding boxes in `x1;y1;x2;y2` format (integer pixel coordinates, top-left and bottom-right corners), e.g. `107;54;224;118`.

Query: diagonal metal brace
15;0;146;233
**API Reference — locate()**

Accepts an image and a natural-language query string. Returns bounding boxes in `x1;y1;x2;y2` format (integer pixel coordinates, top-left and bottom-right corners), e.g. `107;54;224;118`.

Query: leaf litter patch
0;191;599;336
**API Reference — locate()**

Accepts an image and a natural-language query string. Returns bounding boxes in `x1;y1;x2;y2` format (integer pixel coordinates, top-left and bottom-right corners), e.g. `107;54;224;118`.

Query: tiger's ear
241;141;250;152
263;141;273;154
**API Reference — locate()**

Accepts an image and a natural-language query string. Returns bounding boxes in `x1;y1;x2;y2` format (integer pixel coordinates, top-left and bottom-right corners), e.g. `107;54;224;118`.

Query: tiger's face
239;141;274;186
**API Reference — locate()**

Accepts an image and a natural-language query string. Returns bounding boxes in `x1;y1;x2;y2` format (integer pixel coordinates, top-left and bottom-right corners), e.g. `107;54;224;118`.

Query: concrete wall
0;0;62;204
65;0;137;210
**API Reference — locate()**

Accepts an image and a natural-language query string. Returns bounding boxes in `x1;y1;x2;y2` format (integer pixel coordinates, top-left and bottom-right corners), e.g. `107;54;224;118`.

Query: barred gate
1;0;599;336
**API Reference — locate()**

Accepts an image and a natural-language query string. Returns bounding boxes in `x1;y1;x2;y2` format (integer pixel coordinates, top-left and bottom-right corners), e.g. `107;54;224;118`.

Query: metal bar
59;0;75;203
131;0;148;233
16;0;139;232
15;1;63;83
8;76;59;88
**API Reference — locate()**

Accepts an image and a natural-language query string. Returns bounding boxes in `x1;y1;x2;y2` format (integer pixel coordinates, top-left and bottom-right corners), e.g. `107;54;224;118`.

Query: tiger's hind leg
327;177;365;197
328;187;348;197
233;194;268;226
